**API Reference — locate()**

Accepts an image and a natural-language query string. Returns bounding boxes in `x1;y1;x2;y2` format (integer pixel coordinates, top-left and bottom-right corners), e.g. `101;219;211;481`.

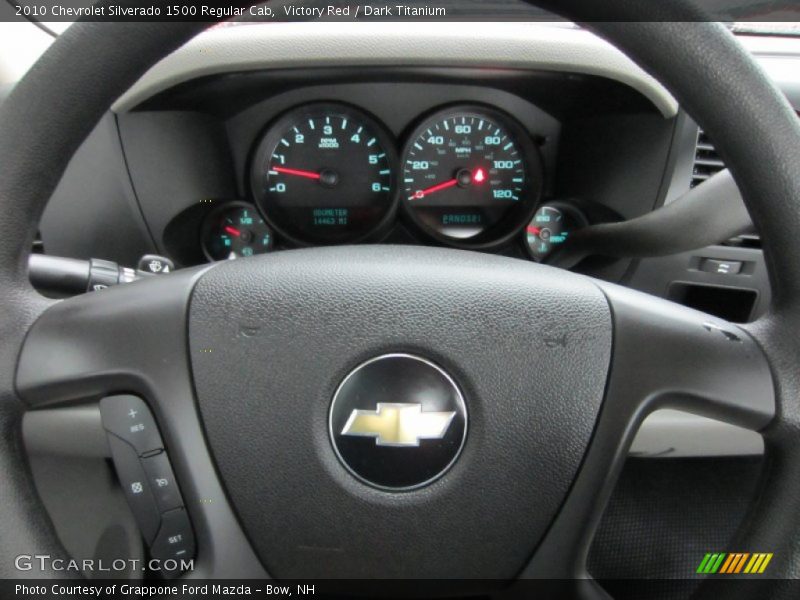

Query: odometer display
401;106;541;246
251;104;397;245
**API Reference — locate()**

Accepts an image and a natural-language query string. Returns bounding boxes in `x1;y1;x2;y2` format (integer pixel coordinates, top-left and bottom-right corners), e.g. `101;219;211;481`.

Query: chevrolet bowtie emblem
330;354;467;489
341;403;456;447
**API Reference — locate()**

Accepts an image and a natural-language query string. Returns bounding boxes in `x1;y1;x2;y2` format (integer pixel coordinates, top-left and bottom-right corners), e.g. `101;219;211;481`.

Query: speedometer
251;103;398;245
401;106;541;246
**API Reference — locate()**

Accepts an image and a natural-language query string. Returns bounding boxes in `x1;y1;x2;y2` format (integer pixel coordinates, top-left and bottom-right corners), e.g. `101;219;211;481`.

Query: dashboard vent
691;128;725;188
693;128;761;248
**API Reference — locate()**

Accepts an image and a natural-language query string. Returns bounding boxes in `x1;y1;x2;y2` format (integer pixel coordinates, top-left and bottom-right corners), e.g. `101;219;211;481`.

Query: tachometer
251;104;398;245
401;106;541;246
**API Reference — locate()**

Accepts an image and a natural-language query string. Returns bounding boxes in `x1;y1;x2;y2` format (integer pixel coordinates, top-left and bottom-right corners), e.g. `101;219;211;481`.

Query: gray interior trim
20;393;763;461
23;406;109;458
631;410;764;458
112;22;678;116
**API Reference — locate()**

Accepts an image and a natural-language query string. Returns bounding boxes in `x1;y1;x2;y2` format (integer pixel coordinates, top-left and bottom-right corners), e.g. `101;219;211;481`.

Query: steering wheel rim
0;3;798;596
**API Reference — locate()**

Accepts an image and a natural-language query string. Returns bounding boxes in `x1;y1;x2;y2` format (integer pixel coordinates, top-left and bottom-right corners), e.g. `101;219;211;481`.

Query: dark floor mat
587;456;763;600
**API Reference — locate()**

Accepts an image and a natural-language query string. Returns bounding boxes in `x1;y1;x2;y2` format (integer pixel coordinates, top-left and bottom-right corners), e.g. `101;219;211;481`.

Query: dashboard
24;22;800;457
38;24;800;305
37;23;683;285
74;65;669;277
31;26;797;319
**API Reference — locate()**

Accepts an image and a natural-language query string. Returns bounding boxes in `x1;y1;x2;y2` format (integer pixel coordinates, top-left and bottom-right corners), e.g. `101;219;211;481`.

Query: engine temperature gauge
524;202;587;262
202;202;274;261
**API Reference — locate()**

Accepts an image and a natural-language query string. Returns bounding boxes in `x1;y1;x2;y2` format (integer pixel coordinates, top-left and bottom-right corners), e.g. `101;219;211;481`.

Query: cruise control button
106;434;161;543
142;452;184;513
100;395;163;456
150;508;195;566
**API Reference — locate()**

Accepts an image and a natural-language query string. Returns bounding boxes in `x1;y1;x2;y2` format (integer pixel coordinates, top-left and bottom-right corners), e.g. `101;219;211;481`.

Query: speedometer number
400;107;540;246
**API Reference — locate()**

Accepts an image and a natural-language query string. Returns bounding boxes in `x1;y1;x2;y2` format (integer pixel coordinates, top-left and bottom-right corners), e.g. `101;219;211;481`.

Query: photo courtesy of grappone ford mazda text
1;1;800;598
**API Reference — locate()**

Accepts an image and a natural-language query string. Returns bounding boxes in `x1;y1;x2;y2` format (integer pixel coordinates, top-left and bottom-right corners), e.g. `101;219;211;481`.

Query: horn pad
189;246;611;579
329;353;468;491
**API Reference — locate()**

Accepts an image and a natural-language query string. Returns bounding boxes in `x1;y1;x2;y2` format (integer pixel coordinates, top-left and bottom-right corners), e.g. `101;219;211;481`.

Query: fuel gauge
202;202;274;261
524;202;587;262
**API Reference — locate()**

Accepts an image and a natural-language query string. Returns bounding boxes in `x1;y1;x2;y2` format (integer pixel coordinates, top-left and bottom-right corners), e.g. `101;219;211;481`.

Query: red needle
224;226;241;237
273;166;321;180
412;178;458;200
526;226;541;235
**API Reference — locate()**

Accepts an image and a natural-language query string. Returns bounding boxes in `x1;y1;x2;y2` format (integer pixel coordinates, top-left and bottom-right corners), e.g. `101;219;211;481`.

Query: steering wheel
1;2;799;597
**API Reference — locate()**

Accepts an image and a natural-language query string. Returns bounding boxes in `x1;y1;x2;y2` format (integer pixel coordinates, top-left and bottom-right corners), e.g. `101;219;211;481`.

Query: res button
100;395;163;456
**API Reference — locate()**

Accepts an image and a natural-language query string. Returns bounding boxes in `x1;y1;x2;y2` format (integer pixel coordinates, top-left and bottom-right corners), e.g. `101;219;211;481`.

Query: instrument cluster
202;101;586;263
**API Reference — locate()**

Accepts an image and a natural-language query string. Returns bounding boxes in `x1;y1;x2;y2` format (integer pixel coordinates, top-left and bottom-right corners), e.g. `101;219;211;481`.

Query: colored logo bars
697;552;773;574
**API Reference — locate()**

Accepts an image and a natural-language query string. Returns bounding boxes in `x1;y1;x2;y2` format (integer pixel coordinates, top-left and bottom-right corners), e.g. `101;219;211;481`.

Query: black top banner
2;0;800;23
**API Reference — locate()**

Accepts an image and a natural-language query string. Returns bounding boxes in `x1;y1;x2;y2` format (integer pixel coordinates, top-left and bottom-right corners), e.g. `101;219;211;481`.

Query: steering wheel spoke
15;268;267;579
518;283;774;591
